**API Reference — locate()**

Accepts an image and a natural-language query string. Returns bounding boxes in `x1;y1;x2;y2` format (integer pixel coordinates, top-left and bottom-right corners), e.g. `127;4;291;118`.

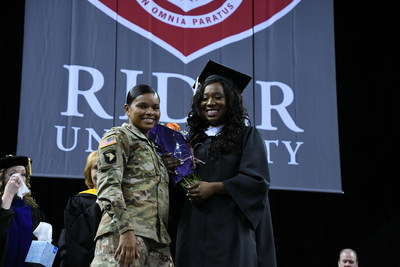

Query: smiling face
201;82;228;126
124;92;160;134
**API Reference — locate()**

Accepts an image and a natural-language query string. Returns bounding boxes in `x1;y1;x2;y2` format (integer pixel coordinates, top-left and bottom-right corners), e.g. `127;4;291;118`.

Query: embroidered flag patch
99;135;117;149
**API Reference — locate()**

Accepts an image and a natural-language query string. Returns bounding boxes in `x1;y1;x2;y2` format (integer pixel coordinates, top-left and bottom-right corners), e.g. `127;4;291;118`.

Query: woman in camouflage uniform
91;84;173;267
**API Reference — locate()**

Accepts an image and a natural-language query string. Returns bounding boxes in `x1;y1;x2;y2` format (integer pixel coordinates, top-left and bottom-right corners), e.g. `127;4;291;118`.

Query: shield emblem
88;0;301;63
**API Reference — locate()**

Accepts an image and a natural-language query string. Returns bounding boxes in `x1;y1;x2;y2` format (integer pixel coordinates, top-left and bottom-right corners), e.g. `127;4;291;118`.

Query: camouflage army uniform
91;123;172;267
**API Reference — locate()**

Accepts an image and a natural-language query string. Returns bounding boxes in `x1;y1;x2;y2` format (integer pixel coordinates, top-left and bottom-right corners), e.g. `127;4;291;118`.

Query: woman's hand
161;153;183;174
5;174;22;195
1;174;22;209
186;181;225;204
114;230;140;266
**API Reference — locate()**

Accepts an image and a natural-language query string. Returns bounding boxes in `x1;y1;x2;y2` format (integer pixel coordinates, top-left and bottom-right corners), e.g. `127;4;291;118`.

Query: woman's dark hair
126;84;159;105
187;76;250;161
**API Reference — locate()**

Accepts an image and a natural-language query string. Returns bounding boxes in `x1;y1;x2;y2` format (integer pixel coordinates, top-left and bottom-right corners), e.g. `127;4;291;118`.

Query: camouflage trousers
91;233;174;267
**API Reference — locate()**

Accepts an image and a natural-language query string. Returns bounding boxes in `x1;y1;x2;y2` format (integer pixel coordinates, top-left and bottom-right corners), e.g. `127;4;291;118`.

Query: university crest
88;0;301;63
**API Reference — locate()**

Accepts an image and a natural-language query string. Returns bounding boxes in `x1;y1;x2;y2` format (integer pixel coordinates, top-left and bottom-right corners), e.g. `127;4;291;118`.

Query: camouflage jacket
95;123;170;245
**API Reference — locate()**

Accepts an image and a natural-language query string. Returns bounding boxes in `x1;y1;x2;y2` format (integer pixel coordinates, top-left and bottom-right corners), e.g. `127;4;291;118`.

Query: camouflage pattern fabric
91;234;173;267
95;123;170;246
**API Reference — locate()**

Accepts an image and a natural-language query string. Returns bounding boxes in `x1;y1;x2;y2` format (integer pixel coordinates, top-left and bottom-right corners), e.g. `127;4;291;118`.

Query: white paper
11;173;31;198
33;222;53;242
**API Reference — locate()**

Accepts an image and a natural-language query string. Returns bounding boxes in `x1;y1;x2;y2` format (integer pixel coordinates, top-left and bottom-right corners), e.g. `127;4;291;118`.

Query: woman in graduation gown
175;61;277;267
0;155;49;267
58;151;102;267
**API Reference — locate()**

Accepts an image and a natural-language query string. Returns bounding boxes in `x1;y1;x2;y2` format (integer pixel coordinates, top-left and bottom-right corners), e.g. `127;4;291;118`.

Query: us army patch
99;135;117;149
103;150;116;164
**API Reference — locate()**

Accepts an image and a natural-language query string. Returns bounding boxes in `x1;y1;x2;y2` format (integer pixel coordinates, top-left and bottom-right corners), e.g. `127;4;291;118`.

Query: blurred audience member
338;248;358;267
0;155;49;267
58;151;102;267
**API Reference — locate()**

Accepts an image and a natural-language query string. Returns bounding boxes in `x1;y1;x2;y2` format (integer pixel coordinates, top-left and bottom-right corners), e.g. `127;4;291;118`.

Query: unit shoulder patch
103;149;117;164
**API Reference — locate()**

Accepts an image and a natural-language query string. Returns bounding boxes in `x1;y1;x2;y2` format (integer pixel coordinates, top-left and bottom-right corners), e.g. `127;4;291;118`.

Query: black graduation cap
193;60;252;93
0;155;32;175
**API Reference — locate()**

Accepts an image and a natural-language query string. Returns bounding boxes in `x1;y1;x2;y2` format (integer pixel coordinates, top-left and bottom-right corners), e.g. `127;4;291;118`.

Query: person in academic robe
175;60;277;267
0;154;49;267
58;150;102;267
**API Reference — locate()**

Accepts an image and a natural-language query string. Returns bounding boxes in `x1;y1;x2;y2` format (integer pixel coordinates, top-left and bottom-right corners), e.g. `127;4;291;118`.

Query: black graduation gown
0;200;48;267
58;191;102;267
175;126;277;267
